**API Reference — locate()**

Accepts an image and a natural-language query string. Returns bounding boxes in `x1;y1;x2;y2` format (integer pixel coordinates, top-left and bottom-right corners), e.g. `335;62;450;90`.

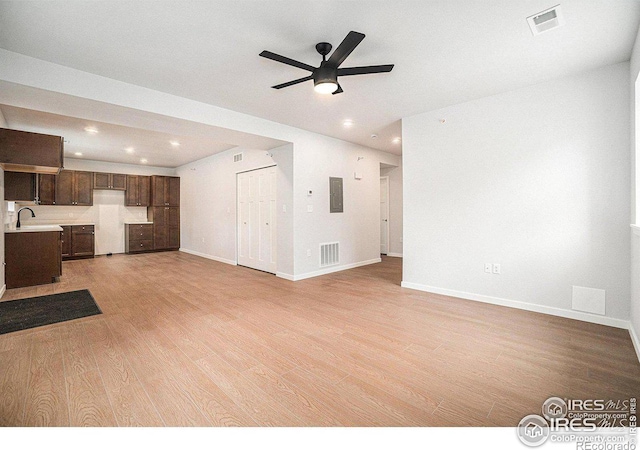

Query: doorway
237;166;277;273
380;176;389;255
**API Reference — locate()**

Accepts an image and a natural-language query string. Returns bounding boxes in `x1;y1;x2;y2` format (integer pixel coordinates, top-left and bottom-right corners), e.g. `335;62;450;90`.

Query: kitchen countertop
124;222;153;225
6;225;63;233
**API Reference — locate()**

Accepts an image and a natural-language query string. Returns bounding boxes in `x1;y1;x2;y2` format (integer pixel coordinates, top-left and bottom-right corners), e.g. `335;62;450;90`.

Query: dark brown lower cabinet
125;224;153;254
5;231;62;289
61;224;95;260
148;207;179;250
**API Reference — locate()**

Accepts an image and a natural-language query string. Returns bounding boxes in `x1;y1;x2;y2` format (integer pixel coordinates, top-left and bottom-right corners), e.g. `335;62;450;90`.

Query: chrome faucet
16;207;35;229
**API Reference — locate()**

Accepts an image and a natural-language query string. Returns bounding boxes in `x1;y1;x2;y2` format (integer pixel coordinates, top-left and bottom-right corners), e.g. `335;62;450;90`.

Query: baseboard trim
0;284;5;299
276;272;295;281
400;281;630;330
386;252;403;258
179;248;237;266
629;323;640;363
292;258;382;281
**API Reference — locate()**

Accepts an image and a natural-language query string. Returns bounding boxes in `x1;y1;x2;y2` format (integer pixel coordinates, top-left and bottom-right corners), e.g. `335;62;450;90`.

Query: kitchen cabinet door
74;171;93;206
61;226;72;258
151;176;166;206
71;225;94;257
94;172;111;190
111;173;127;190
168;177;180;206
138;176;150;206
55;170;74;205
168;227;180;249
38;174;56;205
125;175;139;206
4;172;35;201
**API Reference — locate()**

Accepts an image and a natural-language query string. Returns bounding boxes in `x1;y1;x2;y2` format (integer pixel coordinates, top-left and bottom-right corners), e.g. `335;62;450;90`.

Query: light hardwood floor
1;253;638;426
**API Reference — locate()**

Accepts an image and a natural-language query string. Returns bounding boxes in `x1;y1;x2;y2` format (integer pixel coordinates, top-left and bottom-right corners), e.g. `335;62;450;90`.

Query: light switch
307;205;313;213
282;204;287;213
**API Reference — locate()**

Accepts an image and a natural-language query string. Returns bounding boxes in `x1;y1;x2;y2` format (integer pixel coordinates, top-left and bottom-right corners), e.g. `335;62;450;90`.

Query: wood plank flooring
0;252;638;427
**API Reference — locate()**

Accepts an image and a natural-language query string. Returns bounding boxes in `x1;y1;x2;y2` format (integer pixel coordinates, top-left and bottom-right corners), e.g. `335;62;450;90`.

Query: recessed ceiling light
343;119;354;128
370;134;378;139
170;141;180;147
125;147;135;154
74;152;83;156
140;158;148;164
84;126;98;134
392;137;401;144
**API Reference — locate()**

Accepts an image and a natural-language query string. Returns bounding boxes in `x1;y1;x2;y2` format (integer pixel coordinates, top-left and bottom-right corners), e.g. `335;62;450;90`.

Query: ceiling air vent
527;5;564;36
233;152;243;163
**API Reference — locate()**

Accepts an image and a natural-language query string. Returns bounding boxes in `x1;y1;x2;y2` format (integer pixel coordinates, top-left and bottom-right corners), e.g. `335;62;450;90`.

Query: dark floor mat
0;289;101;335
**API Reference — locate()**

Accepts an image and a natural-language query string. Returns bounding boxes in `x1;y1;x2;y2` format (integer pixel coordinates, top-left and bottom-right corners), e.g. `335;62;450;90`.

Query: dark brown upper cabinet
4;171;36;201
41;170;93;206
38;174;56;205
94;172;126;190
151;176;179;207
0;128;64;174
125;175;151;207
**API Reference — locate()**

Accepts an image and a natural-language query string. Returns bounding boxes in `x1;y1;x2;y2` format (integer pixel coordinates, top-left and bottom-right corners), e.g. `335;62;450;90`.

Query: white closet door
237;166;277;273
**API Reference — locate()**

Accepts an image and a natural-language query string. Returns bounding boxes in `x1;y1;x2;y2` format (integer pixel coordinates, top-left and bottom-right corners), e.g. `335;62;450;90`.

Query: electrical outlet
282;204;287;213
493;264;501;274
306;249;311;257
201;237;205;243
307;205;313;213
484;263;492;273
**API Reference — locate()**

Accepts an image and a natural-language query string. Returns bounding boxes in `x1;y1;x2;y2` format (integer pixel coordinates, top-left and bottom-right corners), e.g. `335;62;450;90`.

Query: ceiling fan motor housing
314;64;338;87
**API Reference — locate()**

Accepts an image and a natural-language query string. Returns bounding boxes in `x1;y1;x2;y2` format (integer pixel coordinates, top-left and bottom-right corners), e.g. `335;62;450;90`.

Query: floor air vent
320;242;339;267
233;152;243;163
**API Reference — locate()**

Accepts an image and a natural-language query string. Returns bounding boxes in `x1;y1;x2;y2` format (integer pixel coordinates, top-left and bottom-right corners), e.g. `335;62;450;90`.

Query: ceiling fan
259;31;394;95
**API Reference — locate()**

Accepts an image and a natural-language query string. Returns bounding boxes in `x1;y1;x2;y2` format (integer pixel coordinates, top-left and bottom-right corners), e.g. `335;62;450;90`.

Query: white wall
402;62;631;326
292;137;399;278
381;162;403;257
176;145;294;275
12;159;176;255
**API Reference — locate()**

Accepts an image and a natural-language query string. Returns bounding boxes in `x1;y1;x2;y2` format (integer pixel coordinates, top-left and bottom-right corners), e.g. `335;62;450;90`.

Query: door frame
380;176;390;255
236;164;278;272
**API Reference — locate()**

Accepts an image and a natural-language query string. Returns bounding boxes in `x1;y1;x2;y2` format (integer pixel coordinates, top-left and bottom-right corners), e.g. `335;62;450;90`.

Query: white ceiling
0;0;639;157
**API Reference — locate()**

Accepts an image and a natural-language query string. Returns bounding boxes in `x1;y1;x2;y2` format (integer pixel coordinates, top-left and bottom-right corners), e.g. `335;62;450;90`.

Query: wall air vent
320;242;339;267
233;152;243;163
527;5;564;36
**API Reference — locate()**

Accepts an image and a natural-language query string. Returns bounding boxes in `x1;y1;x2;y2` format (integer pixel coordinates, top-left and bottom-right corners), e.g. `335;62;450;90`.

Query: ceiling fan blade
332;84;344;95
271;75;313;89
338;65;394;76
327;31;365;68
259;50;316;72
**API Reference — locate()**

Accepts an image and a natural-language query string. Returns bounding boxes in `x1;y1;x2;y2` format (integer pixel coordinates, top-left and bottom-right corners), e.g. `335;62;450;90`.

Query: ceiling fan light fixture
314;80;338;94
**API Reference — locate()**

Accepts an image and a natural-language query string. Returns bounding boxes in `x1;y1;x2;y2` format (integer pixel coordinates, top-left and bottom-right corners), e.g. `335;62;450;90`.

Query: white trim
400;281;630;329
179;248;237;266
291;258;381;281
629;323;640;363
0;284;5;299
386;252;403;258
631;224;640;236
380;176;390;255
276;272;295;281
